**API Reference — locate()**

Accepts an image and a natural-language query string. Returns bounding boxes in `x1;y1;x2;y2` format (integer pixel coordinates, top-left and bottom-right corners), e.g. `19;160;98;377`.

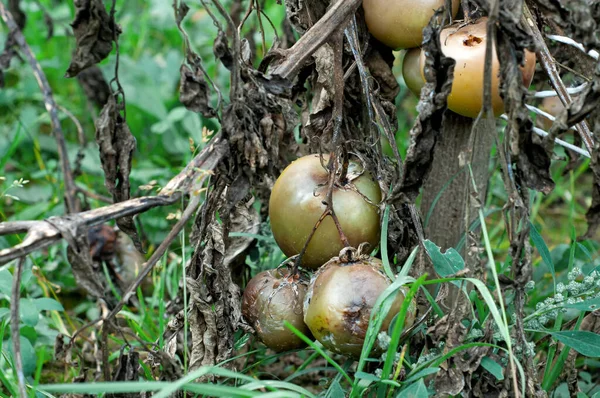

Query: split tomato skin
242;269;311;352
363;0;460;50
419;17;536;118
303;256;416;358
269;155;382;269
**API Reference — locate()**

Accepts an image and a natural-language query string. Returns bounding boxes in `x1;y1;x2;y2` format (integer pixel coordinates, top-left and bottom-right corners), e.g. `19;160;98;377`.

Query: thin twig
10;257;27;398
104;187;206;325
109;0;126;121
76;185;114;204
211;0;242;100
255;0;267;57
0;3;78;213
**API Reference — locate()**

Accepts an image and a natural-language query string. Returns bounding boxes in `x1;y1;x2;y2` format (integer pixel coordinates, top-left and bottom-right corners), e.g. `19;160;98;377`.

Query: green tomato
303;256;416;358
363;0;460;49
269;155;382;269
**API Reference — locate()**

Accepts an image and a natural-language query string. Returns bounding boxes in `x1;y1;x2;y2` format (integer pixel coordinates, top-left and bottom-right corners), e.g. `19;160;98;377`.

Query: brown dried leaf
213;30;233;71
0;0;23;89
46;216;106;299
534;0;600;50
179;64;216;118
435;368;466;396
284;0;328;34
95;96;141;250
76;65;111;108
66;0;118;78
0;36;18;88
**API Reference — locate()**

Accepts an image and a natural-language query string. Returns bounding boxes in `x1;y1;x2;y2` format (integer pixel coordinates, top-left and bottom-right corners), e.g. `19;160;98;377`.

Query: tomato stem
292;153;351;274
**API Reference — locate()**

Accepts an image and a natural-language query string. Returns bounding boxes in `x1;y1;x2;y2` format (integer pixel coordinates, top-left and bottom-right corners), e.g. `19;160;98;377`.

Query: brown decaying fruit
303;256;416;358
402;48;425;97
419;17;537;118
363;0;460;50
242;269;311;352
269;155;382;269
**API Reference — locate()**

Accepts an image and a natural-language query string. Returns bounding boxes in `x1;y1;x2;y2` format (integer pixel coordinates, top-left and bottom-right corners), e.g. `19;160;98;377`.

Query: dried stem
69;182;207;348
0;2;78;213
0;136;228;265
344;20;426;244
10;257;27;398
292;155;350;274
270;0;362;80
461;0;470;20
76;185;114;204
174;0;223;116
211;0;242;100
522;4;595;153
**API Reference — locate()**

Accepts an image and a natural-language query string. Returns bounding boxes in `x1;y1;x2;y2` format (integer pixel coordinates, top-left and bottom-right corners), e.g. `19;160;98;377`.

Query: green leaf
167;107;188;122
396;379;428;397
19;298;39;327
324;380;345;398
465;278;509;343
354;372;380;382
530;222;556;289
403;367;440;384
551;331;600;357
0;308;8;319
423;240;464;277
9;336;37;376
19;325;37;343
0;269;12;296
564;297;600;312
480;357;504;380
33;298;64;312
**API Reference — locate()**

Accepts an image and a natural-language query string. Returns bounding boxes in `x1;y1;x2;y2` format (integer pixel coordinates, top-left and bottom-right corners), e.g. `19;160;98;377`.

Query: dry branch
270;0;362;80
0;136;228;265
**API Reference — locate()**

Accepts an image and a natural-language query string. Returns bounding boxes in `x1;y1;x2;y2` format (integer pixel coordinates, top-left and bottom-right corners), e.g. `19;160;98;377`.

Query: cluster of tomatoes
242;1;539;358
242;155;416;357
364;0;536;118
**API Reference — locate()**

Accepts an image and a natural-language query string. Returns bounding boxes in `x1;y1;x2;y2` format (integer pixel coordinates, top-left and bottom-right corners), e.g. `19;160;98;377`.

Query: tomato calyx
336;242;374;265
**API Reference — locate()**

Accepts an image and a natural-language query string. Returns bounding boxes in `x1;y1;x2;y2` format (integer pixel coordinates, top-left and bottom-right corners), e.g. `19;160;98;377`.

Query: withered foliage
95;96;141;251
5;0;600;394
76;65;111;108
66;0;118;78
